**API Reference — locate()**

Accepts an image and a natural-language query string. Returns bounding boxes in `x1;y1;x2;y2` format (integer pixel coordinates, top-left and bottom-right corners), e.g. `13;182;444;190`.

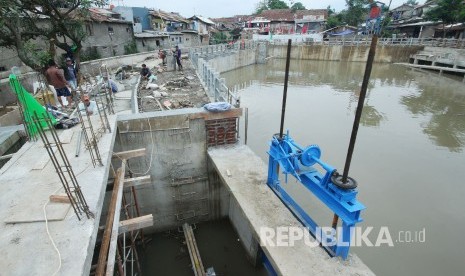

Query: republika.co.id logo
259;226;426;247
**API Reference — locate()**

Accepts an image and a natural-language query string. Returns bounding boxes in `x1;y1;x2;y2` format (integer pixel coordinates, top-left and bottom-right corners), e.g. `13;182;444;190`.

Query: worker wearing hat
78;94;98;116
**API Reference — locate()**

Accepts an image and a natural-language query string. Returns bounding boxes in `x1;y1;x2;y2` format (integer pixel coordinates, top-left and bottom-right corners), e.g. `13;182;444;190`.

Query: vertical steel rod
279;39;292;139
342;35;378;183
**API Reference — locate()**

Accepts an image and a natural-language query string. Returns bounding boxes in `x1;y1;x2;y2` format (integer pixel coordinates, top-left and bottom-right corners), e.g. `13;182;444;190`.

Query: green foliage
124;41;138;55
344;0;369;27
23;41;52;68
80;47;101;62
326;15;342;29
254;0;290;14
291;2;305;11
255;0;268;14
327;5;335;17
211;32;228;44
424;0;465;37
0;0;109;70
404;0;418;5
268;0;289;9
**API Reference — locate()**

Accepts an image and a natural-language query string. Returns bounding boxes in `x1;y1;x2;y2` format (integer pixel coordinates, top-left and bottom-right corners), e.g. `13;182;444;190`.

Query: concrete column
256;42;267;64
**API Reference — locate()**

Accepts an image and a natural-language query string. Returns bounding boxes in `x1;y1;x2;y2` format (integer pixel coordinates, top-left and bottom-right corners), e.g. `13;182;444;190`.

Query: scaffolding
94;149;152;276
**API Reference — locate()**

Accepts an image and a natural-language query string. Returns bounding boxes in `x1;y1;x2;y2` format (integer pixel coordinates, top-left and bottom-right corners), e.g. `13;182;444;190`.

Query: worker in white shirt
78;94;99;116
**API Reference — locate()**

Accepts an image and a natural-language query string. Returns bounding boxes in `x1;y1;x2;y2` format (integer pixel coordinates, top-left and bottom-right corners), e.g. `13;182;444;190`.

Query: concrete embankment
268;44;424;63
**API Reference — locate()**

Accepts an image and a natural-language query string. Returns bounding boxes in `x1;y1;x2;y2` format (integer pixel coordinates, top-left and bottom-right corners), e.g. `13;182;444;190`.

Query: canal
222;59;465;276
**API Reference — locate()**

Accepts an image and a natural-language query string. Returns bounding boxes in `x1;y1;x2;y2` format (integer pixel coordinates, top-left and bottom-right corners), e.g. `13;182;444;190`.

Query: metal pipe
342;35;378;183
245;107;249;145
75;130;83;157
279;39;292;139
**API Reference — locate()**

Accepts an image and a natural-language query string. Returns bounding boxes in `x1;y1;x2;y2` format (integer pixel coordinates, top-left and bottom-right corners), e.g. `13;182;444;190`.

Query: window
126;27;131;33
108;26;114;35
186;38;189;41
172;38;174;41
156;40;160;46
134;17;141;23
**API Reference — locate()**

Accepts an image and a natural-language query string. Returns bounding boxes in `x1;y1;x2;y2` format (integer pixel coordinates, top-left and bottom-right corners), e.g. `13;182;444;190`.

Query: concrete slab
208;145;374;276
0;115;118;276
0;125;24;155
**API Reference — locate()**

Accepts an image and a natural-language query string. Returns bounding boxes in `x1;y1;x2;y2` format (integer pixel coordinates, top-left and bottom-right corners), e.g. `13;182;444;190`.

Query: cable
43;187;63;276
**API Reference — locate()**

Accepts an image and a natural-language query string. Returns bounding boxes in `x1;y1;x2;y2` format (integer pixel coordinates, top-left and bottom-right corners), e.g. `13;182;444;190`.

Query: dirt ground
138;58;210;112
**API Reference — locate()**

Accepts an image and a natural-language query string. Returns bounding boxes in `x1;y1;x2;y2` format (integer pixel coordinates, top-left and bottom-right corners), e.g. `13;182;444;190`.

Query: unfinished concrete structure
0;43;376;275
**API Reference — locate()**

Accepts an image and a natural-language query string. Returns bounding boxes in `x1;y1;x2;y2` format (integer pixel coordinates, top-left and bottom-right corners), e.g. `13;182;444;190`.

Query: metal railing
189;41;258;106
269;37;465;48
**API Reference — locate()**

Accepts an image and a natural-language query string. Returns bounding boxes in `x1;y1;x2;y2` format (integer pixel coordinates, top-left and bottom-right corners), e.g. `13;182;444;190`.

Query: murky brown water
223;59;465;276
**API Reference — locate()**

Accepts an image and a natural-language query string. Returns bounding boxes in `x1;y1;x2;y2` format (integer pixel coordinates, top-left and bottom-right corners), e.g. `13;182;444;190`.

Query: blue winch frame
266;131;365;259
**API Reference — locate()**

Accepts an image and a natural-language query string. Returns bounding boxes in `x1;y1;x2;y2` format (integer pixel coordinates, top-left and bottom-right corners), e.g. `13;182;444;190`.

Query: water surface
223;59;465;276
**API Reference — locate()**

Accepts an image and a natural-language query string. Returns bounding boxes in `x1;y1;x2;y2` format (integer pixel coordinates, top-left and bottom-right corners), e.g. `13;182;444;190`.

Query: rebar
32;111;93;220
75;101;103;167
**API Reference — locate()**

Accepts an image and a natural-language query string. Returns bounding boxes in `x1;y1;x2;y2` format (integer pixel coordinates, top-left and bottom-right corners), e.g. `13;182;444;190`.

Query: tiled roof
258;9;327;22
150;9;190;24
88;8;131;24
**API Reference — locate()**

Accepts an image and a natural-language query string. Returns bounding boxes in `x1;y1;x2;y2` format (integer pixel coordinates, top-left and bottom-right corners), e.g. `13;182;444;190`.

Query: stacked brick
206;118;238;147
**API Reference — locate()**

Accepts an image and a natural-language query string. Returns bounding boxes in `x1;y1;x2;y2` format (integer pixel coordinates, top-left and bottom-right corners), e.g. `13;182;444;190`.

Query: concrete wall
267;44;424;63
83;22;134;58
114;109;240;232
135;37;170;52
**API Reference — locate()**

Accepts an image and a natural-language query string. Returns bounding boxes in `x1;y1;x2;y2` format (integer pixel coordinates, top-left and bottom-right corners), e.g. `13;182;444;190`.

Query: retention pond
222;59;465;276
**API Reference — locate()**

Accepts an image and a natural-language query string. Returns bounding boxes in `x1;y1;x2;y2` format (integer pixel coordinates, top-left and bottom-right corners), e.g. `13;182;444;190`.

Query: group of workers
44;45;182;117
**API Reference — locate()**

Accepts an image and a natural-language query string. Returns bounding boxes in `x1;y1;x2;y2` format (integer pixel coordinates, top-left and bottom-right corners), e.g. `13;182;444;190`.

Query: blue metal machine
267;131;365;259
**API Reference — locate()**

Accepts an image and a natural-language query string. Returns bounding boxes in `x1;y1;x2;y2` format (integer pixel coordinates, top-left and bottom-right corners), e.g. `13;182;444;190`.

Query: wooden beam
0;153;14;161
112;148;146;160
189;108;242;121
49;194;71;204
118;214;153;234
124;175;151;188
96;159;126;276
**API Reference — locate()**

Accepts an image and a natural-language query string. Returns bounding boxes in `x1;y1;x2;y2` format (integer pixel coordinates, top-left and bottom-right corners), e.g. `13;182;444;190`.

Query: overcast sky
117;0;426;18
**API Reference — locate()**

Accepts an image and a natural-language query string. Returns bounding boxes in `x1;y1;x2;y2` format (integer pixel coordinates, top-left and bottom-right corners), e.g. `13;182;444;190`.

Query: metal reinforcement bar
183;223;206;276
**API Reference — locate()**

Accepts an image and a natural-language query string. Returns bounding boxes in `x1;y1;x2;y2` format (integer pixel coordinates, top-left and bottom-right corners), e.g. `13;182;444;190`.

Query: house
388;1;441;38
134;31;169;52
188;15;215;45
112;6;151;33
250;9;328;35
82;8;134;58
150;10;190;32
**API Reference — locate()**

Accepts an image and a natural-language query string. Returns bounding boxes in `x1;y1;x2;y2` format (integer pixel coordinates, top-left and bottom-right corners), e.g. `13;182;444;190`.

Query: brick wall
206;117;238;147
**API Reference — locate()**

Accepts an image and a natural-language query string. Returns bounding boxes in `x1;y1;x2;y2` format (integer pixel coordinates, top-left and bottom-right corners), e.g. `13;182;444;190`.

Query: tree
267;0;289;10
255;0;268;14
404;0;419;5
344;0;369;27
291;2;306;11
424;0;465;38
0;0;107;70
327;5;335;17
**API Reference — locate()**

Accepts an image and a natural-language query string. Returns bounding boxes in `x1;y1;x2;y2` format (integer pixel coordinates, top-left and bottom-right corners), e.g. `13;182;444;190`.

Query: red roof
259;9;327;22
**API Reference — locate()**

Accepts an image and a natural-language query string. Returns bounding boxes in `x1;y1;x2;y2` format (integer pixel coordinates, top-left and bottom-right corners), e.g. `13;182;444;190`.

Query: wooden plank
105;159;127;276
112;148;146;160
96;159;126;276
189;108;242;120
49;194;71;204
123;175;151;188
118;214;153;234
0;153;14;161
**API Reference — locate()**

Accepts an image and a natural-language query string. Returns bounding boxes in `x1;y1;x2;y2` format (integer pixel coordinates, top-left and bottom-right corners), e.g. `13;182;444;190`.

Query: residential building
112;6;151;33
83;8;134;58
188;15;215;45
